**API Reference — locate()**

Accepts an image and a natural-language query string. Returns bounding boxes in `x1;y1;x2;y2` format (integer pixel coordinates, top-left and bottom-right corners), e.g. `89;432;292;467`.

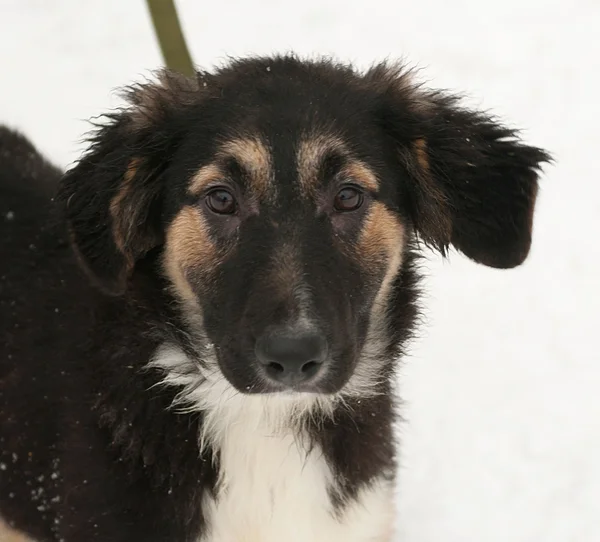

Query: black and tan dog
0;56;550;541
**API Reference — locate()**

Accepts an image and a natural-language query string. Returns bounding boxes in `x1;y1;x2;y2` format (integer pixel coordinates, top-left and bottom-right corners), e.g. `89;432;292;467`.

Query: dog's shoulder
0;125;86;355
0;125;62;198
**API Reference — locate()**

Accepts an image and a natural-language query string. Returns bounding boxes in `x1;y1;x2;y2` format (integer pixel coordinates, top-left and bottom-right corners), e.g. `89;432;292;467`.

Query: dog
0;55;550;541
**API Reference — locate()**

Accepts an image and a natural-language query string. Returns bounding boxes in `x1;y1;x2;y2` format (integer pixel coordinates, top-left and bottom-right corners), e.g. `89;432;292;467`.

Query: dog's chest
198;418;394;542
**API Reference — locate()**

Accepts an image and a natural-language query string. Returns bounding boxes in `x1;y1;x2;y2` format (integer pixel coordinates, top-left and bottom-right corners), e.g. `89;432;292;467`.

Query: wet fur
0;56;550;541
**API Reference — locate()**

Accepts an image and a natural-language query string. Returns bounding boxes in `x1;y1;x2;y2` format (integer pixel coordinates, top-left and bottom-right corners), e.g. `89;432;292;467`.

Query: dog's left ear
375;68;552;268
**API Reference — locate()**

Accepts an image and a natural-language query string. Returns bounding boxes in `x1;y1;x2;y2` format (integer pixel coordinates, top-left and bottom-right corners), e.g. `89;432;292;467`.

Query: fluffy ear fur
373;65;552;268
58;70;202;295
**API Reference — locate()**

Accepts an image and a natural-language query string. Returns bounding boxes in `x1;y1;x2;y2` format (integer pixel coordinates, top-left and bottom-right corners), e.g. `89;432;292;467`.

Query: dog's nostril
255;327;327;387
300;360;321;378
266;362;285;375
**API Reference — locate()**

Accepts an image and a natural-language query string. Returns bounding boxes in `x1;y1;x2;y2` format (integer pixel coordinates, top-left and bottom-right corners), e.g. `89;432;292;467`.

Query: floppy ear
59;70;201;295
376;67;552;268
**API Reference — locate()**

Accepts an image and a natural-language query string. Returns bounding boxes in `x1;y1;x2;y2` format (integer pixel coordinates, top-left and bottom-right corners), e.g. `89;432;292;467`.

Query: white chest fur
198;405;395;542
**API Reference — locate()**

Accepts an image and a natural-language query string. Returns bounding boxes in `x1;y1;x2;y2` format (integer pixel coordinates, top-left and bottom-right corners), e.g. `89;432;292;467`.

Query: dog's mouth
237;363;337;395
255;370;330;394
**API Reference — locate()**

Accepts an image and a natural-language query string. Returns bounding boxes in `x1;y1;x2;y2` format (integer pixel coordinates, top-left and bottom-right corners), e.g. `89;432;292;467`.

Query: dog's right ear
59;70;202;295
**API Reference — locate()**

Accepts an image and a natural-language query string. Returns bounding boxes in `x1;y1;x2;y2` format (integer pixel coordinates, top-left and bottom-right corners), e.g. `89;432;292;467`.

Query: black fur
0;56;550;541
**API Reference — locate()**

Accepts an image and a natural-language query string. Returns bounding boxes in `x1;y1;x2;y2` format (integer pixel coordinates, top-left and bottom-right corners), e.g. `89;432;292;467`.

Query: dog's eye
334;186;363;212
206;189;236;215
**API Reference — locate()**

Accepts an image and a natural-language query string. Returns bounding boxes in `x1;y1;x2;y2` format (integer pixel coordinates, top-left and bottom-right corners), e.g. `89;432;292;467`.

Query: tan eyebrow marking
297;134;380;196
339;160;379;192
189;163;225;195
220;137;273;199
188;137;273;199
297;134;346;197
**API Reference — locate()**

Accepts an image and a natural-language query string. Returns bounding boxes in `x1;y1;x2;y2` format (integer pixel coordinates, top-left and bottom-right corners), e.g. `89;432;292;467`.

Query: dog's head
60;57;550;399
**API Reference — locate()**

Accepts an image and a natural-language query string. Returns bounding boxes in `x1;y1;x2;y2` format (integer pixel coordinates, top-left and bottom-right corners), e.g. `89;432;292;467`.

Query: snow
1;0;599;540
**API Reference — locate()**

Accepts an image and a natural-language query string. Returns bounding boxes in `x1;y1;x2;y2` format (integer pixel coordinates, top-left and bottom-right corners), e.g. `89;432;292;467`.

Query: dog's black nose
255;327;328;387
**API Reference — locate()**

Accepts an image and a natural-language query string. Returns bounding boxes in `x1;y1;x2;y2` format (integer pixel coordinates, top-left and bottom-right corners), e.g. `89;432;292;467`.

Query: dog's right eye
334;186;364;212
206;189;237;215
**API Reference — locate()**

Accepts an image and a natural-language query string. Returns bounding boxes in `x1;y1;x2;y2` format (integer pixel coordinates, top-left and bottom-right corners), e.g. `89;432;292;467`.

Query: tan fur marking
188;138;272;199
359;202;405;318
413;138;430;173
163;206;218;303
341;160;379;192
188;163;226;195
298;135;380;196
220;137;272;198
358;202;404;265
404;138;452;245
109;157;142;257
0;519;35;542
297;134;345;196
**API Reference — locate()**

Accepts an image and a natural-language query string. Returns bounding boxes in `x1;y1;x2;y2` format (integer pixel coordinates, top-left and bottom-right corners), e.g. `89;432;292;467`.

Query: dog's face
60;57;549;398
162;125;406;396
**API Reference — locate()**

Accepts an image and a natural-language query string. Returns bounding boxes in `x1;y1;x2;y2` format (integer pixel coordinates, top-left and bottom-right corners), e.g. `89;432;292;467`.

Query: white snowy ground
1;0;599;540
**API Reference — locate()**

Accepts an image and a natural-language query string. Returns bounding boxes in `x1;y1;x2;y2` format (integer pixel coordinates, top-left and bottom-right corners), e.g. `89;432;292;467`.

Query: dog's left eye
334;186;364;212
206;189;237;215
